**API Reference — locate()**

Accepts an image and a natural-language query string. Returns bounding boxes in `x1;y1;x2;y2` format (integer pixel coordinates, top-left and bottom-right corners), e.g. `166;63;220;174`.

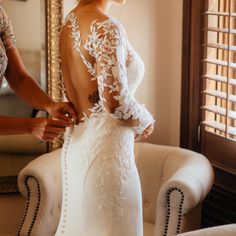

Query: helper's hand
30;117;72;141
46;101;77;124
135;124;154;141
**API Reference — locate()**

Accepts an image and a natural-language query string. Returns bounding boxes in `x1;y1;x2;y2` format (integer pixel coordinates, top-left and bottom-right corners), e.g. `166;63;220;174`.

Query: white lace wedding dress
55;11;155;236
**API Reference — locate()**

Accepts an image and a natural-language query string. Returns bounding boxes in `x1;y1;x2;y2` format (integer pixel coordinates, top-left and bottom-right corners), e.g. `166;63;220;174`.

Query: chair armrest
18;148;62;236
0;134;47;155
154;149;214;236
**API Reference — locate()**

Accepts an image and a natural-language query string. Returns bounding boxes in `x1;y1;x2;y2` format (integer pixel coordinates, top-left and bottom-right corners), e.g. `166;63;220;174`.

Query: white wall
64;0;183;146
64;0;77;16
1;0;46;86
2;0;41;51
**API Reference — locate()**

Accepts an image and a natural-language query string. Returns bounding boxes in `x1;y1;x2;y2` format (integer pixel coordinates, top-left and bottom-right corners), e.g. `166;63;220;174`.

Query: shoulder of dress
0;6;9;34
0;6;7;18
63;11;76;26
91;17;127;39
107;17;125;31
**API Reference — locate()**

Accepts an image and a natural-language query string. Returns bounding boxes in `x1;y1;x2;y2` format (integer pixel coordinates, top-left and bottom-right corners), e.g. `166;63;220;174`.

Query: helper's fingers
53;113;73;125
45;126;66;134
38;133;61;142
64;103;77;120
49;118;72;128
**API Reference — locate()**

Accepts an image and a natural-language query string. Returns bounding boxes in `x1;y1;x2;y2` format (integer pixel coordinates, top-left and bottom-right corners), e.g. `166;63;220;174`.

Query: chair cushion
144;222;154;236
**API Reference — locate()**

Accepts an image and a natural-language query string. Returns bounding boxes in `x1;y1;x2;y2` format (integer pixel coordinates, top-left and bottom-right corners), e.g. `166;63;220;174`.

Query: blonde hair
78;0;93;4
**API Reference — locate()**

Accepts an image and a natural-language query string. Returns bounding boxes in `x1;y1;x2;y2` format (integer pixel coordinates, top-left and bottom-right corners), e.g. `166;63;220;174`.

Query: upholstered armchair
17;142;214;236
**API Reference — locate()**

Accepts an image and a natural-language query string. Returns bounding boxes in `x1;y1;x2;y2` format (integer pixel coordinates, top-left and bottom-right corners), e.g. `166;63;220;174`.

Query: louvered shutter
201;0;236;173
202;0;236;142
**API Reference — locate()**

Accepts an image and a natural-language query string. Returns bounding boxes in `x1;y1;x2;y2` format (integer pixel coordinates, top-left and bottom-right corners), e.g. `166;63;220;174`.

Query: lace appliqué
0;7;16;50
0;53;7;81
96;151;136;217
65;12;155;134
65;13;96;79
87;18;155;134
0;7;16;84
62;11;155;218
81;117;136;217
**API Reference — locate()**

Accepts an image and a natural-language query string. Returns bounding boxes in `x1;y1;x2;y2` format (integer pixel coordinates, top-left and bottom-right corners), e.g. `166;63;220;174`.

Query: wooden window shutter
201;0;236;173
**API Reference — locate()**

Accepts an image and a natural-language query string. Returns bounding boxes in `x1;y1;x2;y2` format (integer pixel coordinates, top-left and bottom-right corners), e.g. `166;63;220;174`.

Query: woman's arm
0;116;71;141
0;7;75;140
5;48;52;111
0;6;76;122
5;48;76;121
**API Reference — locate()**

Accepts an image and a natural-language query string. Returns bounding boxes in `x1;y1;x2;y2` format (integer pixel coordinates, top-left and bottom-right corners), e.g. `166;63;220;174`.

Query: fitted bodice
0;6;16;88
61;11;154;135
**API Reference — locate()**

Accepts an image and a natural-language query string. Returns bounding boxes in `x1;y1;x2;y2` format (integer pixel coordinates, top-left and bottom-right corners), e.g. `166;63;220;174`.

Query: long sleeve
92;20;155;134
0;6;16;50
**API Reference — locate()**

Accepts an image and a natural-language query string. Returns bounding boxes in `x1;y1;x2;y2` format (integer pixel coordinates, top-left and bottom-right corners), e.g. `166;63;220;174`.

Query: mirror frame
0;0;64;194
46;0;64;151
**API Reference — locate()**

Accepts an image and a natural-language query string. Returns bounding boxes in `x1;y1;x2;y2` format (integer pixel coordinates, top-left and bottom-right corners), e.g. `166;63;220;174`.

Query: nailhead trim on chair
17;176;41;236
164;187;185;236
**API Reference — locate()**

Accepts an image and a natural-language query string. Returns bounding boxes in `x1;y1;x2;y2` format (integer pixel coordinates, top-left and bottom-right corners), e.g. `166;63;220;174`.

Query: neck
80;0;112;14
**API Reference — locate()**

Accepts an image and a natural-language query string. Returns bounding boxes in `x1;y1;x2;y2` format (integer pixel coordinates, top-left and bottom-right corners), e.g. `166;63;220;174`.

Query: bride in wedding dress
55;0;155;235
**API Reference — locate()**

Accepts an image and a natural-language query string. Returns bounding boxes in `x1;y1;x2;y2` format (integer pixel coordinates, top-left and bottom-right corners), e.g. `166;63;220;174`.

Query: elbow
103;99;119;115
102;98;139;127
105;106;116;115
106;106;139;127
7;72;30;92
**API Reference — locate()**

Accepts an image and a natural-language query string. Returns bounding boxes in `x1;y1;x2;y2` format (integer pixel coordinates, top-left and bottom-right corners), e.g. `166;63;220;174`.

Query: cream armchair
0;134;47;190
17;143;214;236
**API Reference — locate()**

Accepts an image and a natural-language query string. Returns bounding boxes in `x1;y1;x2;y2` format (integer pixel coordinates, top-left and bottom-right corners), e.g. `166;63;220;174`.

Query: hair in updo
78;0;93;4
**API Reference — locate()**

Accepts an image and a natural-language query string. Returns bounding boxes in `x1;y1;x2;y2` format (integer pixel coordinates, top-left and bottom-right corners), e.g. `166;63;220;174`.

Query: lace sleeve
0;7;16;50
93;20;155;134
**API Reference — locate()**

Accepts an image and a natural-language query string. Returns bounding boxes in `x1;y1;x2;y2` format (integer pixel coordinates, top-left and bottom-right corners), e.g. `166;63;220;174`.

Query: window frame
181;0;205;151
181;0;236;176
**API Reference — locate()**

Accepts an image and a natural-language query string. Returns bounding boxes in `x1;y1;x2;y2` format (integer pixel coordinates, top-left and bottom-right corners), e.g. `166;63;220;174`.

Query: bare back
59;6;154;135
60;8;108;120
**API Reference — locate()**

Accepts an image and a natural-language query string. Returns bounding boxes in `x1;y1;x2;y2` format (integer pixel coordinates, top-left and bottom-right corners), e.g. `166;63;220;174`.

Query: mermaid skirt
55;114;143;236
